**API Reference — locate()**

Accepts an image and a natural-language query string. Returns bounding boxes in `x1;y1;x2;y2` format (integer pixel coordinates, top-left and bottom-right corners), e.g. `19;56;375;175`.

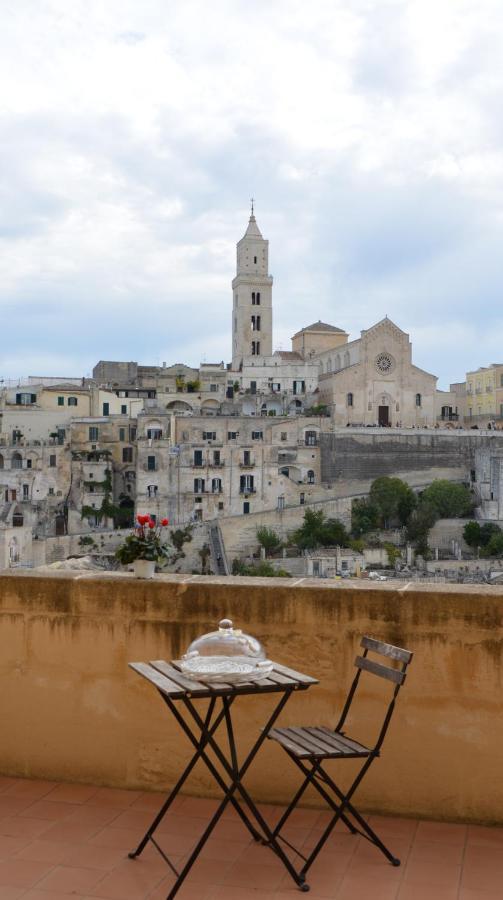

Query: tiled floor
1;777;502;899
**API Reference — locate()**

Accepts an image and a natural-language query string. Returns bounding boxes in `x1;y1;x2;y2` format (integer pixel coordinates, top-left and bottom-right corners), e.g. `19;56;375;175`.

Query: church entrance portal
378;405;389;427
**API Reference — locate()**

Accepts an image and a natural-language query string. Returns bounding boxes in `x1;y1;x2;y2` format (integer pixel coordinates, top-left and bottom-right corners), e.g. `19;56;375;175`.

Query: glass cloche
180;618;273;683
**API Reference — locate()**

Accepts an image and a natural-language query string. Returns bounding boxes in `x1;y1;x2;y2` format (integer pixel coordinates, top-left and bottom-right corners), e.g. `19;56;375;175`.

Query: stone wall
320;430;495;485
2;572;503;823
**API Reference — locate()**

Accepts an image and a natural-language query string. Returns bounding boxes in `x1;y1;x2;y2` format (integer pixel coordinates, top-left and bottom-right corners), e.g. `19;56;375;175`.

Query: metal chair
266;636;413;889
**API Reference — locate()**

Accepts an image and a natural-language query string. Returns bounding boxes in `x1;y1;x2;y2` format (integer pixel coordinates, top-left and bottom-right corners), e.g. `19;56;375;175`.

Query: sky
1;0;503;389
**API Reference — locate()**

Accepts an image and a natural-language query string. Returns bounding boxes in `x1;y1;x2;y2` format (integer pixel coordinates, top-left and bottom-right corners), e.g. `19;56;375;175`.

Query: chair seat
267;726;372;759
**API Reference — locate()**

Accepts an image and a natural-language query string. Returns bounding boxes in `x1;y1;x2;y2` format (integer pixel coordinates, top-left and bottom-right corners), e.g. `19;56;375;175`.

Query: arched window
416;393;422;407
212;477;222;493
344;351;350;367
0;454;3;469
305;430;318;446
327;358;332;373
67;396;78;406
11;452;22;469
335;355;341;370
194;478;205;494
307;470;315;484
347;393;353;407
280;467;289;477
147;484;158;497
256;292;261;305
319;360;324;374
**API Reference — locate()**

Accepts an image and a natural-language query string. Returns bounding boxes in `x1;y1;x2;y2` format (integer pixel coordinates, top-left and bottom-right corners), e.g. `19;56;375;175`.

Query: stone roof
273;351;303;361
243;214;263;239
296;321;347;334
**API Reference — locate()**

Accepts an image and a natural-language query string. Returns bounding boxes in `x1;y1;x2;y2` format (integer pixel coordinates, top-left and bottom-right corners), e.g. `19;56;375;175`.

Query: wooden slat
286;727;344;757
265;670;298;687
149;661;213;698
310;727;370;756
168;662;291;696
361;636;412;664
129;662;187;698
271;663;318;686
355;655;405;685
267;728;312;757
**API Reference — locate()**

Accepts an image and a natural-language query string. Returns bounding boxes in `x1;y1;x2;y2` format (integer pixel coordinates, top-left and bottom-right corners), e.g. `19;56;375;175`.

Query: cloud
0;0;502;392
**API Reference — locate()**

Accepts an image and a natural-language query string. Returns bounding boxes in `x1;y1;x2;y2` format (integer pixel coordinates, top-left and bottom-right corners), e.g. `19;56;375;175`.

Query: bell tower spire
231;205;273;370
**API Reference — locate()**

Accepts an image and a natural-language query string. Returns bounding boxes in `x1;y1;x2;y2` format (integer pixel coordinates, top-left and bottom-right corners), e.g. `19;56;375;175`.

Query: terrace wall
1;571;502;824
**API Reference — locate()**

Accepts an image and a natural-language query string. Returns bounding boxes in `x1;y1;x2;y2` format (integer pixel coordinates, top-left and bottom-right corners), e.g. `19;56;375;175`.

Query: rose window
375;353;394;374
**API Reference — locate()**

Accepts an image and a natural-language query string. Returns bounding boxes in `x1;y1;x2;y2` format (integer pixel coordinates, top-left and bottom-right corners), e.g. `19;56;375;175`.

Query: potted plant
116;515;171;578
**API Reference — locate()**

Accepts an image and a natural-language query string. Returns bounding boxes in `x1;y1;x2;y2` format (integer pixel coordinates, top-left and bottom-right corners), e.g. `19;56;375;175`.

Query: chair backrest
336;635;413;752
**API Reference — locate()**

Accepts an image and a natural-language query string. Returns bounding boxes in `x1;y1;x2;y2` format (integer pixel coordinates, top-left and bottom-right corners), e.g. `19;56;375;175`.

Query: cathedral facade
231;210;438;427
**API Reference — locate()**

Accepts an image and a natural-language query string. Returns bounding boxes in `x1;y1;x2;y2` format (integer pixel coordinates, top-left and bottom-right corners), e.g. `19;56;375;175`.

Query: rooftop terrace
1;572;503;898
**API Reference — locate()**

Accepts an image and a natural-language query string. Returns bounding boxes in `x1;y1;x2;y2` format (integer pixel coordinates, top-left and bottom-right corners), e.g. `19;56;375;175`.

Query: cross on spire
250;197;254;216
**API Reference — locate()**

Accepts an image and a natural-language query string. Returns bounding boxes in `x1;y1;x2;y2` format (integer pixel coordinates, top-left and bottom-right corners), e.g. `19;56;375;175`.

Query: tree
484;532;503;557
463;521;482;548
292;508;349;550
170;525;193;552
420;480;473;519
406;501;438;556
351;498;379;536
369;477;417;528
256;526;282;556
480;523;501;547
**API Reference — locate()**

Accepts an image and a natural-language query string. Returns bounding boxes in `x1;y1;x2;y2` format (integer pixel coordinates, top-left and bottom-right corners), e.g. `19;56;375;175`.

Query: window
251;315;261;331
416;393;422;407
10;490;17;501
48;487;54;496
254;255;257;264
243;450;251;466
147;484;158;498
16;393;36;405
281;432;287;441
277;495;285;510
293;380;305;395
218;501;224;511
243;501;250;514
240;475;254;493
194;477;205;493
347;393;353;407
250;380;257;395
89;427;99;441
210;384;218;392
227;431;237;440
121;404;127;414
11;453;22;469
68;397;78;406
58;396;64;406
252;431;263;440
272;382;281;393
102;402;109;415
307;470;315;484
251;341;257;355
212;477;222;493
305;431;317;446
23;484;29;500
300;492;305;505
0;454;3;469
26;459;32;469
122;447;133;463
119;428;125;441
147;428;162;440
194;449;203;466
129;426;137;442
49;454;56;467
213;450;221;465
203;431;216;440
256;292;260;304
252;291;256;305
147;455;156;471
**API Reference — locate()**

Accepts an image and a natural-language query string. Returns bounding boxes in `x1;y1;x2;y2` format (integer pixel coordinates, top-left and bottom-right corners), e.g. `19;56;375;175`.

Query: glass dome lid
180;618;273;683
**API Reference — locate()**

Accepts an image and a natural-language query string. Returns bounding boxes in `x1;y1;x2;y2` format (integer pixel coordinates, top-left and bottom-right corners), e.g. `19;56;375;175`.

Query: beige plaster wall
1;572;503;824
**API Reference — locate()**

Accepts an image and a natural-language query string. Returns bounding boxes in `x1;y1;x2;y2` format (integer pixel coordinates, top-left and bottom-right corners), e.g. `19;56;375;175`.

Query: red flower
161;518;169;526
148;520;155;529
136;514;144;524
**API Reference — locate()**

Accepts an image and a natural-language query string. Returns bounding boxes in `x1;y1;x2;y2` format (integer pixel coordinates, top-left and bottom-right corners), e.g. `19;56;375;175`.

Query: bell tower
231;203;273;370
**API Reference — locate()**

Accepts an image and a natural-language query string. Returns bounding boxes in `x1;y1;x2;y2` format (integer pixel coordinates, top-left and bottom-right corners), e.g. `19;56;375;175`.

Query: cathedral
231;209;439;427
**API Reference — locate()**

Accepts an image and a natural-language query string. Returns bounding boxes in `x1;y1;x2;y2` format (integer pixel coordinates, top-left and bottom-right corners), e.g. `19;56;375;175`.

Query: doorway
378;405;389;427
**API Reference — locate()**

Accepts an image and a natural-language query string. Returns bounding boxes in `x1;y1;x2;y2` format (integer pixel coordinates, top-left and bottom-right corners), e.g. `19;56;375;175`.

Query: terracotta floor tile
459;889;503;900
105;809;156;833
179;797;222;817
462;843;503;868
0;796;37;818
62;806;121;829
88;826;143;851
336;874;401;900
147;880;215;900
407;838;465;865
0;779;22;794
415;820;467;846
461;862;503;893
4;782;58;801
21;892;90;900
85;788;142;809
60;842;126;871
0;886;25;899
0;817;54;840
87;857;167;899
0;857;55;888
222;858;286;890
0;835;32;859
35;864;104;894
198;836;250;861
209;888;277;900
157;815;207;838
46;784;100;805
466;824;503;847
15;839;78;865
403;858;462;888
398;886;459;900
41;821;103;844
20;800;80;822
